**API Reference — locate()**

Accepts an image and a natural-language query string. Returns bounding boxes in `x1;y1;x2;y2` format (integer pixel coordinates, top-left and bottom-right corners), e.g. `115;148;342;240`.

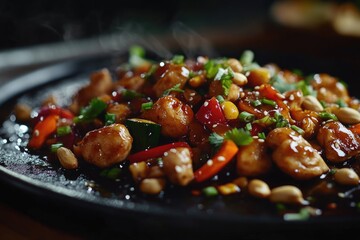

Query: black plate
0;52;359;240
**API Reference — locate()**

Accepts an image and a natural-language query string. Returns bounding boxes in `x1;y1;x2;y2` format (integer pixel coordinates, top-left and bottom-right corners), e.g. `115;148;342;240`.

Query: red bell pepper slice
194;140;239;182
195;97;227;130
128;142;191;164
34;105;73;124
28;114;59;149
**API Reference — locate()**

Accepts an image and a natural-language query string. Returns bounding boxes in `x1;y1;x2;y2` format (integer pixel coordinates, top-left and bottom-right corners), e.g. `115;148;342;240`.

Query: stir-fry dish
12;46;360;220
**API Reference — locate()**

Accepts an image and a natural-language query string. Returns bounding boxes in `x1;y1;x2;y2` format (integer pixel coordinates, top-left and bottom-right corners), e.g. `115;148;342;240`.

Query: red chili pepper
194;140;239;183
34;105;73;124
28;114;59;149
195;97;227;130
127;142;191;164
258;84;283;101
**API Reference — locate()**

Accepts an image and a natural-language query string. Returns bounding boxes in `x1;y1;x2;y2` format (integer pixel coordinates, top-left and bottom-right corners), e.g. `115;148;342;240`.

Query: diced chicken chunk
267;127;329;180
78;124;132;168
317;121;360;163
141;96;194;138
236;138;272;177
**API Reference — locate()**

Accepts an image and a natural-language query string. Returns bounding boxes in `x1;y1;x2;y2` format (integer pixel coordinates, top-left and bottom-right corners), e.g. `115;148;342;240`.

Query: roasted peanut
56;147;78;170
248;179;271;199
232;72;248;86
333;107;360;124
129;162;149;182
227;58;243;73
302;95;324;112
334;168;360;186
269;185;307;205
139;178;166;195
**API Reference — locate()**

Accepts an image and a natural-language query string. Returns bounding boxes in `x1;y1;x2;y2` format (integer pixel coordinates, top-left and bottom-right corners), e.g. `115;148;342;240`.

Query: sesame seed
207;159;213;166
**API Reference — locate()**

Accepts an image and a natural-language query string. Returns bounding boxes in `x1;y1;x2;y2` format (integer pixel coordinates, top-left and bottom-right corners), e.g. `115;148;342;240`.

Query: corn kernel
217;183;240;195
221;101;239;120
189;75;205;88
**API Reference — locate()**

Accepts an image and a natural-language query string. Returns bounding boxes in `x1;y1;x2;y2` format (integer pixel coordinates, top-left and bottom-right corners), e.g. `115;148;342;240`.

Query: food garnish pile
13;46;360;220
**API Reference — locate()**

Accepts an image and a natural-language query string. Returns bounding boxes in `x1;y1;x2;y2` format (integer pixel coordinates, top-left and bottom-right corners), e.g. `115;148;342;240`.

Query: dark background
0;0;272;50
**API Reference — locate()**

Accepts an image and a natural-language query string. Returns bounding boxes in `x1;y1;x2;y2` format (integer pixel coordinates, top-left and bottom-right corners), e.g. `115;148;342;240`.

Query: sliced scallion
56;125;71;136
51;143;63;153
141;102;153;111
318;112;338;121
291;125;305;135
261;98;277;107
239;111;255;123
202;186;218;197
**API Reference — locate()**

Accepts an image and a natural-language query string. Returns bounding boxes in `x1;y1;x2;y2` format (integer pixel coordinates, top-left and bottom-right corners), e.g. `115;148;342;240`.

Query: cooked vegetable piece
127;142;191;164
195;97;227;130
194;140;239;182
125;118;161;151
28;114;59;149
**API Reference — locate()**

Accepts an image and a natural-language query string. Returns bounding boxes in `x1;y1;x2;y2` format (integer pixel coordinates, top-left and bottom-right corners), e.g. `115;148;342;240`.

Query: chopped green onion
204;59;220;79
239;111;255;122
224;128;253;146
254;116;276;127
162;83;184;96
202;186;218;197
291;125;305;135
240;50;254;65
251;100;262;107
245;122;252;131
74;98;107;123
261;98;277;107
141;102;153;111
319;112;338;121
172;55;185;64
51;143;63;153
56;125;71;136
283;208;311;221
105;113;116;125
258;132;266;140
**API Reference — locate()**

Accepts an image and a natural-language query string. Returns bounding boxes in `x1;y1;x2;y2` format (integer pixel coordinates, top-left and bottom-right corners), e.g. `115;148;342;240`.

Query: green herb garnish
74;98;107;123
